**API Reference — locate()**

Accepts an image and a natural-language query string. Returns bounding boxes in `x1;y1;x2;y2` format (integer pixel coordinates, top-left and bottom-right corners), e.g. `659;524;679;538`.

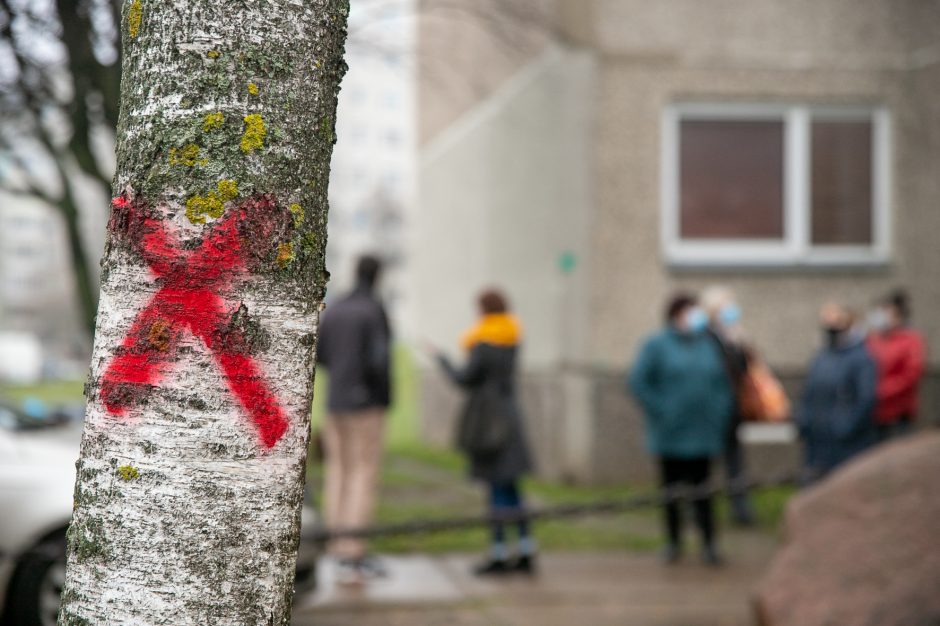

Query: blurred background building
415;0;940;482
326;0;417;331
0;201;64;334
0;186;99;377
0;0;937;483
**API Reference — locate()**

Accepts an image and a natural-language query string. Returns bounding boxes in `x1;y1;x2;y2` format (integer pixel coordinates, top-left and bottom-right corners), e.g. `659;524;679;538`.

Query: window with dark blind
811;119;873;245
679;120;785;239
663;104;889;266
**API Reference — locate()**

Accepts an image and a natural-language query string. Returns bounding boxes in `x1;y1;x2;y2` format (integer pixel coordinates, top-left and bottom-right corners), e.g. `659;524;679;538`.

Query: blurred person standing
628;293;734;566
797;303;877;484
701;286;755;526
429;289;536;576
866;289;927;441
316;255;392;584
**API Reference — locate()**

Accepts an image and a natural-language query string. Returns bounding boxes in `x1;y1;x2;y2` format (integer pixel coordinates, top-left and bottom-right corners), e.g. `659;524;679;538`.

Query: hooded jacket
797;334;877;476
866;328;926;424
628;327;734;458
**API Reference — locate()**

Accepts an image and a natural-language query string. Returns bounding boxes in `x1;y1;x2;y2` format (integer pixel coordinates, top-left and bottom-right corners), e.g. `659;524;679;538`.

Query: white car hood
9;423;83;465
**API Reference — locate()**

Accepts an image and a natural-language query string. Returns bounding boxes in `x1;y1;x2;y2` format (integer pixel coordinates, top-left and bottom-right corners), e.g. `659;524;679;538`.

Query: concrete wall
413;45;595;368
417;0;558;146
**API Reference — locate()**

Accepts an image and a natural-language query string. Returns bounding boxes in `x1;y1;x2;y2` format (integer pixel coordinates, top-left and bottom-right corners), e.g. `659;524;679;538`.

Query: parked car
0;400;319;626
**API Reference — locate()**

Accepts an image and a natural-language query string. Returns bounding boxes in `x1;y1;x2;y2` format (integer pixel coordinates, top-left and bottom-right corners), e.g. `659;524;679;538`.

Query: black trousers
659;456;715;549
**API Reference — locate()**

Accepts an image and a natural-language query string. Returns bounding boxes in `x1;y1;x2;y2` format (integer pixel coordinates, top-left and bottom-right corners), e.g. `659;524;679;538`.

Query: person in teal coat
628;293;734;566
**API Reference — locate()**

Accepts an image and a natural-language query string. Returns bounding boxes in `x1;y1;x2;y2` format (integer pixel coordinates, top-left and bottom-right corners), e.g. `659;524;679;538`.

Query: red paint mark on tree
100;194;292;448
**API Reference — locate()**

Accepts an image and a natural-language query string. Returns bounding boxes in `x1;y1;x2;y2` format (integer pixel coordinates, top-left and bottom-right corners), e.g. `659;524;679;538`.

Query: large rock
755;432;940;626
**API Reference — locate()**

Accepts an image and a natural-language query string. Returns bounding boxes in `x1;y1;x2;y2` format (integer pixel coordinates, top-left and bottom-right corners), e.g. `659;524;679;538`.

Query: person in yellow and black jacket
430;289;536;576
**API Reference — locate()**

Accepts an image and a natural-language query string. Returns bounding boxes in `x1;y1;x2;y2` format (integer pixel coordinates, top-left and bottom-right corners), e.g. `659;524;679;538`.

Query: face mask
685;307;709;334
719;304;741;327
823;326;844;348
868;309;889;332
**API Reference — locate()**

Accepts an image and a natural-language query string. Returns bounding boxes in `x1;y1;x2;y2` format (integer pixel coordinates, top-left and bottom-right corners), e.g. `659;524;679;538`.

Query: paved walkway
294;534;777;626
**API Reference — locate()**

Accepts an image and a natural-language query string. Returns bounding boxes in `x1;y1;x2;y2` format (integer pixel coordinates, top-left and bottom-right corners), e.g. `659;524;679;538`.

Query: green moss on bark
68;517;110;563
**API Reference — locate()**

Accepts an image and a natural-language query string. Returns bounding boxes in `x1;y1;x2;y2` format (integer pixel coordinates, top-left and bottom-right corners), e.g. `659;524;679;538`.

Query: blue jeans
488;481;530;544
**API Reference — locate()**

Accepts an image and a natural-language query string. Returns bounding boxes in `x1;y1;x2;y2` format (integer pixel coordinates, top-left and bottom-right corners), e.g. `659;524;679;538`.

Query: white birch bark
58;1;348;624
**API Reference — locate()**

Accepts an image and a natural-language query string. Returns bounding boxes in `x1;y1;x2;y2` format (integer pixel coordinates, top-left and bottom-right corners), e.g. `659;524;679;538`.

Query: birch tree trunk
59;1;347;624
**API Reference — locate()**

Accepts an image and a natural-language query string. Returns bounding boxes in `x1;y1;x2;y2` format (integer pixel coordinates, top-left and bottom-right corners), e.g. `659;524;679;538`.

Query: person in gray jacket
432;289;535;576
316;255;391;584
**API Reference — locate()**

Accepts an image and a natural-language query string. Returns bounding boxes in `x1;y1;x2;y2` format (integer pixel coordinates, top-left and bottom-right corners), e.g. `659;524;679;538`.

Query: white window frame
661;102;892;268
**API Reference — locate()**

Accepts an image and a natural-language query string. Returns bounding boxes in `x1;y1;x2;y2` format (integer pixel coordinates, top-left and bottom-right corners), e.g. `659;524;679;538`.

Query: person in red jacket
866;289;927;441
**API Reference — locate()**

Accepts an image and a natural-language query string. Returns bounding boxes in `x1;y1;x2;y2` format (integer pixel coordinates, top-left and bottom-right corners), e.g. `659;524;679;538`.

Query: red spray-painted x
100;195;290;448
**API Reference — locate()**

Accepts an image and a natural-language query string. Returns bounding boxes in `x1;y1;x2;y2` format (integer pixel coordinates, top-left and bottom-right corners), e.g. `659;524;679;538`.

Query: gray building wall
585;0;940;372
416;0;940;483
413;46;596;370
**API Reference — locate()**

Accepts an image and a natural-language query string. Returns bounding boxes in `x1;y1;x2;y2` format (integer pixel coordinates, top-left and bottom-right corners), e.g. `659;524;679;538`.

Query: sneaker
513;554;537;575
473;558;511;576
335;559;365;586
355;555;388;580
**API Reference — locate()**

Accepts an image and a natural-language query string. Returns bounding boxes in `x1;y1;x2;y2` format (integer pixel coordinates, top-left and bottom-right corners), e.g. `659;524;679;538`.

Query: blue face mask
685;307;709;334
719;304;741;327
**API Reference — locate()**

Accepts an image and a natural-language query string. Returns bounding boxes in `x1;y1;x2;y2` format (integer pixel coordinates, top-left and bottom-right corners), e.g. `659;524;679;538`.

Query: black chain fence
306;472;801;543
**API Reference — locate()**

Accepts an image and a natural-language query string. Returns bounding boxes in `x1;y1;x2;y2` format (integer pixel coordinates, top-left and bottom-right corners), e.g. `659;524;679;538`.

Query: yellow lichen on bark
169;144;208;167
240;114;266;154
127;0;142;38
117;465;140;481
203;112;225;132
186;180;238;224
289;203;304;226
217;179;238;201
276;242;295;268
185;195;224;224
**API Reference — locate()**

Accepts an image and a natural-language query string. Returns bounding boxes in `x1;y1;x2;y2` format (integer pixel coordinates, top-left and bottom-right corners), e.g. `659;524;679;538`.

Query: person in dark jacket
797;303;877;484
431;289;535;576
702;286;756;526
629;293;734;566
316;255;391;584
866;289;927;441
